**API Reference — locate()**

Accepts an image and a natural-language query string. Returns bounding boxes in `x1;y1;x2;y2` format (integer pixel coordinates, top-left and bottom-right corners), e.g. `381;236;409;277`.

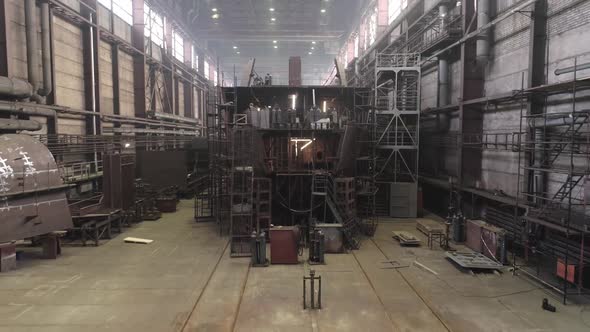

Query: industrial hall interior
1;0;590;331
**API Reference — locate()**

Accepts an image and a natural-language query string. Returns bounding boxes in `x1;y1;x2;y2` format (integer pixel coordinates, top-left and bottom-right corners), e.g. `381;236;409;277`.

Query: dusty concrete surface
1;203;589;331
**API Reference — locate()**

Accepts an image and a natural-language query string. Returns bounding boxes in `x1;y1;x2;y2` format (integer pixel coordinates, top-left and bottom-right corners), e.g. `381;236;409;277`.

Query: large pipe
476;0;490;64
39;1;52;96
430;53;450;133
533;127;544;205
24;0;43;103
0;103;57;118
529;110;590;127
0;77;34;98
0;118;42;131
438;57;449;107
555;62;590;76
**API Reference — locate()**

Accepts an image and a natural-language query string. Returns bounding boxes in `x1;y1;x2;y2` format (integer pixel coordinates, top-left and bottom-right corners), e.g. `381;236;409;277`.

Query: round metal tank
0;134;72;242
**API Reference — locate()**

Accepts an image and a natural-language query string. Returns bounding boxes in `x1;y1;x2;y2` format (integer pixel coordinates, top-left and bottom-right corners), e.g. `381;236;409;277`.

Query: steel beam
0;0;10;77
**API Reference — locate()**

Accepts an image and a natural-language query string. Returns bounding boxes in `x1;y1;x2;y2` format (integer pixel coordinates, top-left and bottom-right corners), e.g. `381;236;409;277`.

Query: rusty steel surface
0;134;72;242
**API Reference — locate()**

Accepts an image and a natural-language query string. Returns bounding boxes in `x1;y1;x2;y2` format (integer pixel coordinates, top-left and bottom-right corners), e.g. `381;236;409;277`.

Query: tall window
388;0;408;24
369;7;377;46
144;3;164;47
98;0;133;25
192;45;199;71
204;60;210;80
354;34;359;58
173;31;184;62
214;69;218;86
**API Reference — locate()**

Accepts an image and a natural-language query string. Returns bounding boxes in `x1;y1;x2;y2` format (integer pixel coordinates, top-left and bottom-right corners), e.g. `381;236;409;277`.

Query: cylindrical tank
0;134;72;242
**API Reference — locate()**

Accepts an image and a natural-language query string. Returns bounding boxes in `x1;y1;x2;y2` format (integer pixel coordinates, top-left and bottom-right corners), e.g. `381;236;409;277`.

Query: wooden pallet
392;231;421;246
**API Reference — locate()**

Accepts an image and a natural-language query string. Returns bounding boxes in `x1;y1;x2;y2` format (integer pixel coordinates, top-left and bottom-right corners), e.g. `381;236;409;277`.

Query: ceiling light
271;17;276;21
233;46;238;49
212;13;219;19
236;51;240;54
274;45;278;49
308;52;312;55
212;8;217;12
269;8;275;12
320;9;326;13
311;47;315;50
273;40;277;43
312;41;316;44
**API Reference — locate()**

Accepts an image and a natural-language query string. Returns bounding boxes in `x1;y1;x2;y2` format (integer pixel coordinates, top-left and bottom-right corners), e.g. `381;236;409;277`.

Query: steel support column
81;0;101;135
111;45;120;122
0;0;10;77
131;0;146;119
526;0;548;203
457;0;484;207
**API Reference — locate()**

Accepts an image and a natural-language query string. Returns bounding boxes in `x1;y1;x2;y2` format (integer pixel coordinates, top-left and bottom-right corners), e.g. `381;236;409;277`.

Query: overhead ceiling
176;0;362;61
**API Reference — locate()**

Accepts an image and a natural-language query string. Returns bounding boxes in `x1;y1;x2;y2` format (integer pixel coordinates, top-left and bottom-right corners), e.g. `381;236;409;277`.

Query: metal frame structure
372;53;421;216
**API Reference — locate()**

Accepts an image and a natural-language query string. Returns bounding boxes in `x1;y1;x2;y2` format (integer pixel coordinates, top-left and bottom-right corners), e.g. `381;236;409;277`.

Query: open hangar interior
0;0;589;331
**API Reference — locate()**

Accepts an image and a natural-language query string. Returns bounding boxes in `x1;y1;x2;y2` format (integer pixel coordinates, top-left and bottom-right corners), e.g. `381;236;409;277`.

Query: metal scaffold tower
354;87;378;234
230;115;256;257
195;84;234;236
372;53;421;216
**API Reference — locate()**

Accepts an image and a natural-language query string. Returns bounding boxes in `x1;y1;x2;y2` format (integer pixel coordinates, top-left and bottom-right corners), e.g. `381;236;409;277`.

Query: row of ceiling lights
232;41;317;55
212;5;327;23
215;5;326;55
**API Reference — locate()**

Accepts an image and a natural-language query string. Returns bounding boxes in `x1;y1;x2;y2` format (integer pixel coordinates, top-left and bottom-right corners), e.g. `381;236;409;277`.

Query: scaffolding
513;65;590;303
354;87;378;234
194;85;234;235
230;118;256;257
372;53;421;216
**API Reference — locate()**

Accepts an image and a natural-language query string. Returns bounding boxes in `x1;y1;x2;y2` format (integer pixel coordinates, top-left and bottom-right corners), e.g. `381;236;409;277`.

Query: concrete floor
1;200;589;331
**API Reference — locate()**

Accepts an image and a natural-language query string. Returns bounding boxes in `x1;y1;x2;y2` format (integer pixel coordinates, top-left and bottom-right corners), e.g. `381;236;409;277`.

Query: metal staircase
311;172;360;249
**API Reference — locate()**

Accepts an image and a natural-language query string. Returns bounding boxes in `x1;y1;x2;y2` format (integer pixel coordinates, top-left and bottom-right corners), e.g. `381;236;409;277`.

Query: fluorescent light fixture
312;41;316;44
274;45;278;49
291;94;297;109
300;140;313;151
320;9;326;13
323;100;327;113
269;7;275;11
212;8;217;12
273;40;277;43
308;52;312;55
311;47;315;50
212;13;219;19
233;46;238;49
271;17;276;21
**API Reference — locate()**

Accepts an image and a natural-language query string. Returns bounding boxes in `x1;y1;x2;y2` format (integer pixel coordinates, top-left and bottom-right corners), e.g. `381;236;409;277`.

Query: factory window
192;46;199;71
388;0;408;25
369;7;377;46
144;3;164;47
98;0;133;25
204;60;210;80
354;34;359;58
173;31;184;62
214;70;218;86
